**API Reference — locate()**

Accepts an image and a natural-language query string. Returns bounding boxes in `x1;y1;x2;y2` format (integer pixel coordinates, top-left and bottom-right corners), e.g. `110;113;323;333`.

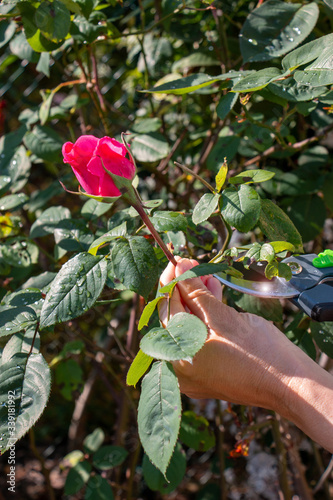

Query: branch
244;122;333;167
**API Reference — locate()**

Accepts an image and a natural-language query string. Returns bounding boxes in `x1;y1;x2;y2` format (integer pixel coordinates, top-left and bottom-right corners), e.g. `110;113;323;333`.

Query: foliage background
0;0;333;498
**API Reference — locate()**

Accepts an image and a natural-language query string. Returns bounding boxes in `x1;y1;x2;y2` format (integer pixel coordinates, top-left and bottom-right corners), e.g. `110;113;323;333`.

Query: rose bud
62;135;136;197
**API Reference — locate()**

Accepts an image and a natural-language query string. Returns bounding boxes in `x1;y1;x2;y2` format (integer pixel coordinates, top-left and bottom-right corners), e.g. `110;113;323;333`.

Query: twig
174;161;215;193
68;367;97;450
126;294;139;355
244;122;333;166
313;455;333;495
90;45;106;113
271;414;292;500
194;120;224;174
216;400;227;500
126;438;141;500
158;128;187;173
27;322;39;357
29;429;56;500
287;440;314;500
212;8;230;70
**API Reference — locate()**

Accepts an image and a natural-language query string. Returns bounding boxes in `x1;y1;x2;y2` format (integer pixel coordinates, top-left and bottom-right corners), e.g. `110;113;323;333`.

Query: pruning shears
214;250;333;322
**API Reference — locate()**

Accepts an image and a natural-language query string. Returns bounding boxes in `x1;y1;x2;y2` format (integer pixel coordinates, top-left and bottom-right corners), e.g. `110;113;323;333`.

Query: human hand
159;257;306;411
159;257;333;452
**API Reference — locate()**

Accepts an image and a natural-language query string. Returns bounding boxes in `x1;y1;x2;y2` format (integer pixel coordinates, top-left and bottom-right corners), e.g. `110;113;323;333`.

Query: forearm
274;348;333;453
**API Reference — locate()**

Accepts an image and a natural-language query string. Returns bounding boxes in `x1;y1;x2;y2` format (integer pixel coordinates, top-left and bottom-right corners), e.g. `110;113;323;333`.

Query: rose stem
132;195;177;266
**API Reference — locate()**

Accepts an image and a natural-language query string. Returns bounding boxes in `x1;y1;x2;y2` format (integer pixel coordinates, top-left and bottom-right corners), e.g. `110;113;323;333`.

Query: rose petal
70;163;101;196
99;137;127;157
96;138;135;179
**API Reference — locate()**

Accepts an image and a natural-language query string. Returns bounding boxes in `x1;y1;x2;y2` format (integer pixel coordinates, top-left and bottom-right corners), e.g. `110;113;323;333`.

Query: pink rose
62;135;136;197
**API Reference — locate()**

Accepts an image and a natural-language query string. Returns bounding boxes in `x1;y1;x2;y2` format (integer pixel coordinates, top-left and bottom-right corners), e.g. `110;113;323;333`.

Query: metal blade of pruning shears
213;252;333;321
213;271;299;298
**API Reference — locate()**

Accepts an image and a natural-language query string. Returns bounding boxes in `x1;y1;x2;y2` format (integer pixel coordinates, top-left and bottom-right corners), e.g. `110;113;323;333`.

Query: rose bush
62;135;136;197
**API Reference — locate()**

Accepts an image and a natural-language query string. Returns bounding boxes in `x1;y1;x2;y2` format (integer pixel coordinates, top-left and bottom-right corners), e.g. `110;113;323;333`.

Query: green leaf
23;125;62;161
20;2;63;52
131;118;162;134
36;51;50;77
294;69;333;88
240;0;319;63
60;0;83;15
0;143;31;193
179;411;216;451
111;236;159;299
245;242;275;264
262;166;321;197
40;253;107;328
9;31;37;62
2;328;40;360
28;179;65;212
126;349;153;387
215;160;228;192
142;443;186;494
140;312;207;362
311;322;333;358
138;297;164;331
192;193;220;225
0;193;28;211
85;475;114;500
158;262;235;294
83;428;105;454
282;34;333;72
0;21;16;48
138;361;181;476
264;260;292;280
89;226;125;256
172;52;219;72
207;135;240;168
287;195;326;243
81;199;112;221
63;450;84;467
221;184;261;233
0;306;37;337
39;90;55;125
323;0;333;9
34;0;71;42
268;78;327;102
258;199;303;252
145;71;247;95
0;175;12;196
216;92;238;120
54;359;83;400
3;289;43;312
1;238;39;268
88;223;127;256
53;219;93;252
92;446;128;470
64;461;91;496
233;68;283;93
131;133;170;162
0;353;51;453
285;318;316;360
276;262;292;281
150;211;187;232
229;169;275;185
30;206;71;238
71;13;107;44
270;241;295;254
